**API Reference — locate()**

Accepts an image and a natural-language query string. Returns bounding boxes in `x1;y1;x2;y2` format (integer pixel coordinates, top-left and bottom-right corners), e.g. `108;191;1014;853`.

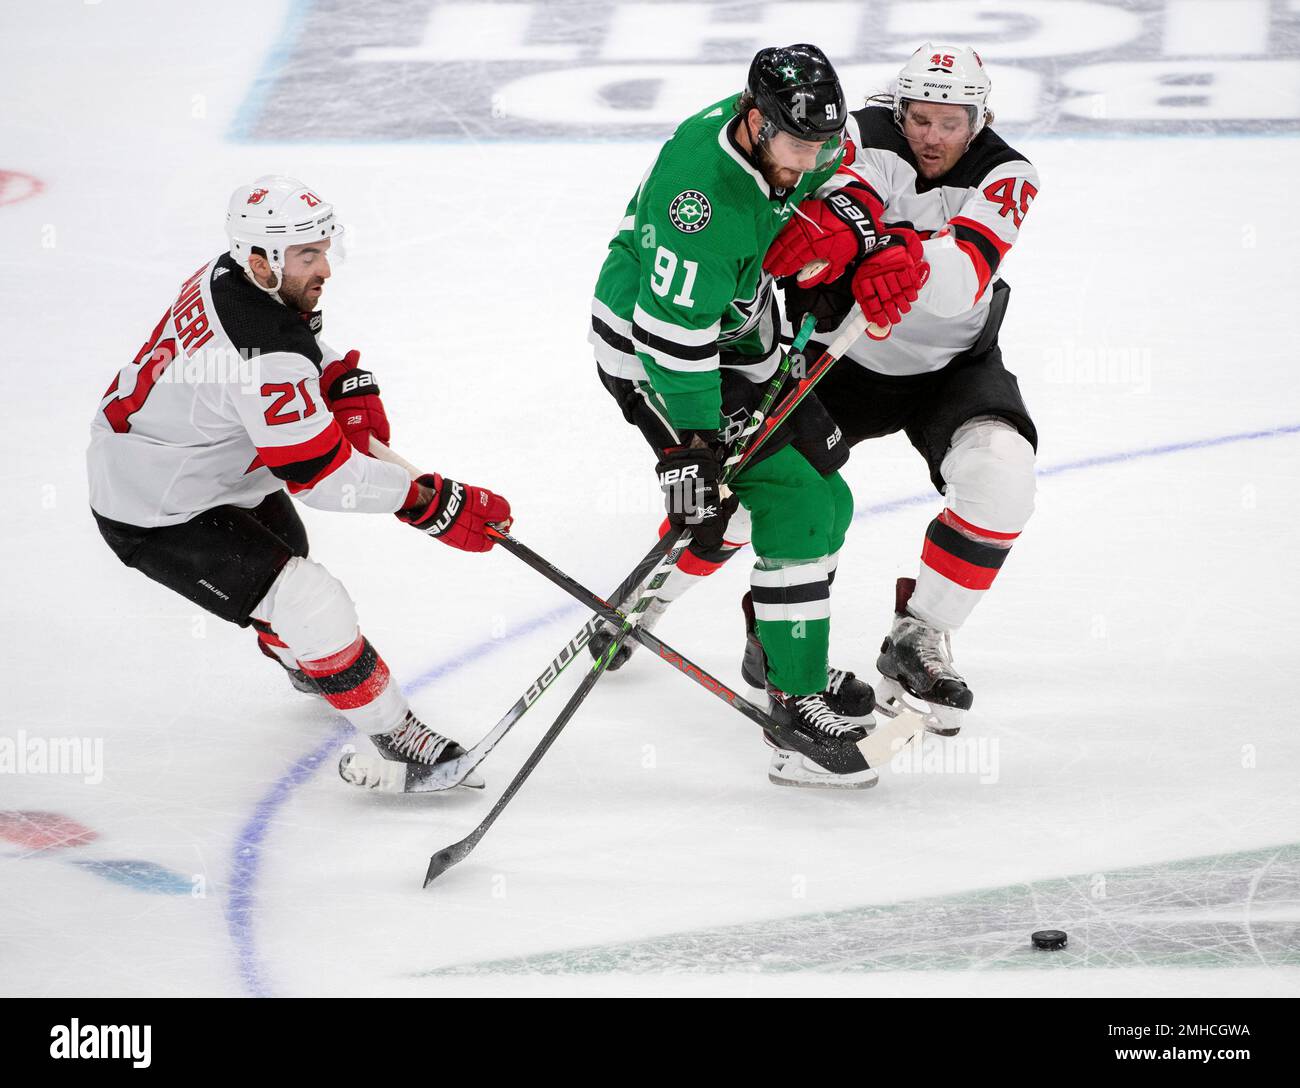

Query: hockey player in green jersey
587;45;928;788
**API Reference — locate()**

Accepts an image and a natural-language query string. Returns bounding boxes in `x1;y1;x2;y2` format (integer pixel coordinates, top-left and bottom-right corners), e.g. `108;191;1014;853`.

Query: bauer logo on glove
319;349;390;453
398;474;512;553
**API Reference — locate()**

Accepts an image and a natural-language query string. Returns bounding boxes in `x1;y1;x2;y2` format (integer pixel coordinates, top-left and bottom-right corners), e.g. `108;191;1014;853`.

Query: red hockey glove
850;227;930;328
319;350;390;452
397;473;511;553
764;185;887;287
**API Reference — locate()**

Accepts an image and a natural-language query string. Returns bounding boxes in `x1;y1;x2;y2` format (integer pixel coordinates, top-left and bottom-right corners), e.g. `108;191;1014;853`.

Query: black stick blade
423;842;468;888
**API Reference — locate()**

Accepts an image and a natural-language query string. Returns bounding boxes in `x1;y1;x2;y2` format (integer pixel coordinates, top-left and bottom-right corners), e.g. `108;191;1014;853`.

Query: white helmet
893;44;991;138
225;175;343;293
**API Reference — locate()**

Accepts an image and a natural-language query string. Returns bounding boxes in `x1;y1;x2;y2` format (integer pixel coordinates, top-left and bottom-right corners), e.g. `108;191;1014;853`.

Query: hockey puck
1031;929;1067;951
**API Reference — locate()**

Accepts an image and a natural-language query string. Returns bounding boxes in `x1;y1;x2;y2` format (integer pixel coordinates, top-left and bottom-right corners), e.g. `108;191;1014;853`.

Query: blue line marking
225;717;353;998
226;419;1300;995
224;603;579;997
404;602;580;691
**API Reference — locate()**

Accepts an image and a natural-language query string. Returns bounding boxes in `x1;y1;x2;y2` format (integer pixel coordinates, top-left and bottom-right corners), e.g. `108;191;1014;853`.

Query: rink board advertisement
236;0;1300;140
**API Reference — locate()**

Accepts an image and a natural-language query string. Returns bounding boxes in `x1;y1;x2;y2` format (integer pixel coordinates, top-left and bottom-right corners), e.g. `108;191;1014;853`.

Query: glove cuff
397;473;443;521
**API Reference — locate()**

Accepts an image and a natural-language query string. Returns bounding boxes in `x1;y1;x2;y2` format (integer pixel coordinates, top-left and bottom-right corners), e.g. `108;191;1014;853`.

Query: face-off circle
0;171;45;208
669;189;711;233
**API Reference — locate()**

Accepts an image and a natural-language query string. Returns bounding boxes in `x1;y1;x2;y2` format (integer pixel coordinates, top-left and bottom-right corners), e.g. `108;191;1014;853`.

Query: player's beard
754;140;803;192
912;141;964;179
279;275;325;312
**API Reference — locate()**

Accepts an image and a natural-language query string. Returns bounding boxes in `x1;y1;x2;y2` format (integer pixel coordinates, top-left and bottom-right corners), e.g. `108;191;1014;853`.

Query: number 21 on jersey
649;246;698;308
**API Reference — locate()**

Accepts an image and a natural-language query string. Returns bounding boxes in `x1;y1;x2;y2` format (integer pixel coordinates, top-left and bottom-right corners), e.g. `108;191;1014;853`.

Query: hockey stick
366;310;835;792
422;309;901;886
369;439;675;791
469;310;846;737
489;528;785;732
487;530;926;758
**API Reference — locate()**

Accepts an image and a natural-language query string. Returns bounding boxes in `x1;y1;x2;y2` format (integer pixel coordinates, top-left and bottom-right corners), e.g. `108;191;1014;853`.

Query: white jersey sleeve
230;350;413;514
782;107;1041;378
917;158;1039;318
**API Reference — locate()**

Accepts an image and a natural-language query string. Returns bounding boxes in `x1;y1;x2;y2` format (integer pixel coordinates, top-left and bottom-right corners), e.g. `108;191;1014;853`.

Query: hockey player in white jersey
87;176;511;794
763;45;1040;738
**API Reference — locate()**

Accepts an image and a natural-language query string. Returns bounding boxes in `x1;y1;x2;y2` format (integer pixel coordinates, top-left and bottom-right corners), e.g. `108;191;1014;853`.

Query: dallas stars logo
669;190;711;233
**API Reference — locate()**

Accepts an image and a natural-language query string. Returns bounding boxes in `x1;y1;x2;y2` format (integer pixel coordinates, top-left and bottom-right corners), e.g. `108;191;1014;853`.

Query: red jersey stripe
950;215;1012;259
954;238;993;299
284;439;352;494
256;421;347;468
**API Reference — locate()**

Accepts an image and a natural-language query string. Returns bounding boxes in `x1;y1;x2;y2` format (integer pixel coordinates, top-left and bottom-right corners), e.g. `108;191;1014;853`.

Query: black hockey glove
655;432;739;551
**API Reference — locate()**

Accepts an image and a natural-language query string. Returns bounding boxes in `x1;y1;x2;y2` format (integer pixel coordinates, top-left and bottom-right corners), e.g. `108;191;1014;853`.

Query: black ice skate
763;689;877;789
259;641;323;698
338;710;484;793
586;596;670;671
875;577;972;736
740;591;875;725
283;665;320;696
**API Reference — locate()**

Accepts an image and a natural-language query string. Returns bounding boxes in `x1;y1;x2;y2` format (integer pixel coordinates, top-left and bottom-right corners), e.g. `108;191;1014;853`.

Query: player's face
279;239;333;311
902;102;974;179
746;110;827;190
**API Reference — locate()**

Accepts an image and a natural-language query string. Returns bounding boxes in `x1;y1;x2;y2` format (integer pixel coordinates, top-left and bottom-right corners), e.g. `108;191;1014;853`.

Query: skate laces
794;693;856;737
387;712;450;764
827;668;850;695
906;617;957;676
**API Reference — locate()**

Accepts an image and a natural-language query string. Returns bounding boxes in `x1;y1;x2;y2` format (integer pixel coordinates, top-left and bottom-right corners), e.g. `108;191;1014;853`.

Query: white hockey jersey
806;105;1039;376
88;253;414;527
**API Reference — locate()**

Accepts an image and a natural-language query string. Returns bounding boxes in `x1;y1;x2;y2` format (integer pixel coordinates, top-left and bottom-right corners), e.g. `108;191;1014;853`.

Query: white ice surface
1;1;1298;997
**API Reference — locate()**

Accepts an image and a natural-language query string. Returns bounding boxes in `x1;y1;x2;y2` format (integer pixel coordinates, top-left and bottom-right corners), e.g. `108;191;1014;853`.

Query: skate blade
874;677;964;736
767;749;879;790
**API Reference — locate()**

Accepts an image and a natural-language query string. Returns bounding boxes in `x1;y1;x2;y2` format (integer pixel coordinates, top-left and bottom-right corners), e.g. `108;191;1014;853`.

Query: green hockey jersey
589;96;842;430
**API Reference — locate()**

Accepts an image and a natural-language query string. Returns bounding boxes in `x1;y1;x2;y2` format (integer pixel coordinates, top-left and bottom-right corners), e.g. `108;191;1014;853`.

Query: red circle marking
0;810;97;850
0;171;45;208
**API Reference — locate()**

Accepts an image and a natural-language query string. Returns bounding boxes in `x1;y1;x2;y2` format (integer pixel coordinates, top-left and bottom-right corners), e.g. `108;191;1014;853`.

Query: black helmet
745;44;846;140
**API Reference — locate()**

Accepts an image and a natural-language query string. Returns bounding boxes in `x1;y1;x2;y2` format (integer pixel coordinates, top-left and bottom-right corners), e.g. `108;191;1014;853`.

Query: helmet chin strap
244;262;284;299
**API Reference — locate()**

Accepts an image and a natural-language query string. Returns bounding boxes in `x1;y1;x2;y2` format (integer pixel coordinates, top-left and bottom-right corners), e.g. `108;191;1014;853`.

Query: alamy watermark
50;1019;151;1068
1043;341;1152;394
890;735;1000;784
0;730;103;785
152;346;265;394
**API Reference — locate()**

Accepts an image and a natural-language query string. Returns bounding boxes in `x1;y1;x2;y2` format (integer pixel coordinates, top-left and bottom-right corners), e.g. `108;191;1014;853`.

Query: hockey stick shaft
424;628;618;885
488;529;778;730
598;306;869;616
370;438;673;791
426;534;671;788
423;312;870;884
